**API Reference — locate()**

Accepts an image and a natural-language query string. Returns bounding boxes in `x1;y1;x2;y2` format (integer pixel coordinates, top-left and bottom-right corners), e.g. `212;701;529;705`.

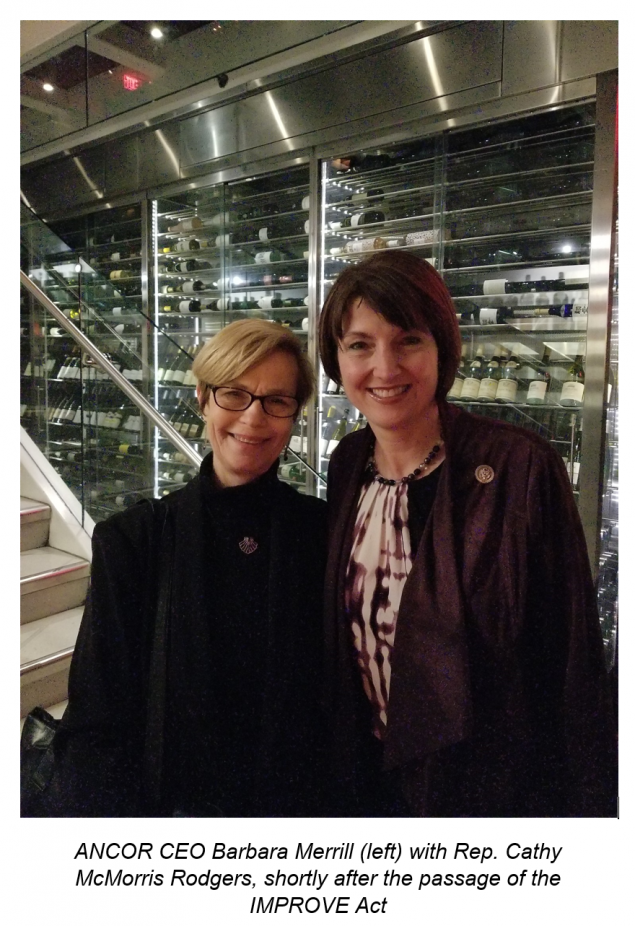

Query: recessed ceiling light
150;27;163;39
42;83;54;92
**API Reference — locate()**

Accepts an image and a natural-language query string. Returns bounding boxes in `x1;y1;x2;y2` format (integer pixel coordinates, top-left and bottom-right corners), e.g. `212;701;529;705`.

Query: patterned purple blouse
344;475;415;739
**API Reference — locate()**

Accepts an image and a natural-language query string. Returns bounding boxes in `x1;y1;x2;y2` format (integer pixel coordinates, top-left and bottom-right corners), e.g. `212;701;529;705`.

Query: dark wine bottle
227;226;255;245
328;210;385;230
178;299;202;314
339;187;384;204
181;280;206;293
257;217;310;240
173;238;201;252
254;249;283;264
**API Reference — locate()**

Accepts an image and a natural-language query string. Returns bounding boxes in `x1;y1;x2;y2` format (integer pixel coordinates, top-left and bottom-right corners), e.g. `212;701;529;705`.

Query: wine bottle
478;307;513;325
115;491;145;509
286;194;311;211
168;216;203;233
178;299;201;314
477;350;504;402
254;249;283;264
405;229;438;246
173;258;211;272
73;399;85;425
344;237;389;254
326;415;348;457
341;187;384;204
277;269;308;284
447;346;467;400
187;410;205;440
163;352;182;384
172;469;196;484
481;277;586;295
62;397;79;423
280;462;304;482
103;394;123;428
495;354;520;403
559;355;585;407
525;347;552;405
181;280;206;293
460;347;486;401
320;406;340;457
226;225;254;245
258;296;306;310
171;352;189;386
257;217;310;241
182;349;198;387
199;297;222;311
328;210;385;230
173;238;201;252
208;212;232;226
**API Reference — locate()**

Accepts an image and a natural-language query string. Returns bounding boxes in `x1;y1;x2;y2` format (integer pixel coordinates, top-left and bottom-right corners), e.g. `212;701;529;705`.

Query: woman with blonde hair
26;319;327;817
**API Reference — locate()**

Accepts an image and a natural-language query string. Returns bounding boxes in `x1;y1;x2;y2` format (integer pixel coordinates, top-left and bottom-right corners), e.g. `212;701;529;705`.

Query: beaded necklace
366;439;443;486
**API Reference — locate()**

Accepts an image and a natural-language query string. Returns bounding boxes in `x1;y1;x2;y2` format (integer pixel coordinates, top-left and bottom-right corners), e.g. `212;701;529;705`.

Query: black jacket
325;405;617;816
28;456;328;817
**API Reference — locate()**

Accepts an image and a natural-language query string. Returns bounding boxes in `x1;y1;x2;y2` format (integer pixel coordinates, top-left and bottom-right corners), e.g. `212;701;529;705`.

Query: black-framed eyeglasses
209;385;299;418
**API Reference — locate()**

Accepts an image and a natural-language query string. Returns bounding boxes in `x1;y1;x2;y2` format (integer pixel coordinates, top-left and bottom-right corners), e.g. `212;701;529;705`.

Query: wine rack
21;203;161;522
152;163;312;492
318;103;595;498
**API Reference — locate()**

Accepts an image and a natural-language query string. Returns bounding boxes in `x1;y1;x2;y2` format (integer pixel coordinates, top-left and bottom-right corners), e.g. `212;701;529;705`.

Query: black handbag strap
143;500;174;813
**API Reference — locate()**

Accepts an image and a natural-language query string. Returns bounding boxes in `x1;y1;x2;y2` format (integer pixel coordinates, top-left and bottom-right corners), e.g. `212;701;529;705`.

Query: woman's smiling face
198;350;297;486
337;297;439;436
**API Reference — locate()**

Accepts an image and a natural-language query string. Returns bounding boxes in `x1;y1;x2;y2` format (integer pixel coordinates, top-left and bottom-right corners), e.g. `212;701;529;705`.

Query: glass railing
20;257;203;524
21;203;321;521
21;202;322;507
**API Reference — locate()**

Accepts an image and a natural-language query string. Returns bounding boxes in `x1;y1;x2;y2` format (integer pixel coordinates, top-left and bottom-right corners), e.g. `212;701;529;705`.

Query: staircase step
20;607;83;717
20;547;90;624
20;496;51;551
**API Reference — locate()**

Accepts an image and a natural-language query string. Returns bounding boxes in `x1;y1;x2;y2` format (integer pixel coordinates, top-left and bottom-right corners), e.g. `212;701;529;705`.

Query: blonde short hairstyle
192;319;315;412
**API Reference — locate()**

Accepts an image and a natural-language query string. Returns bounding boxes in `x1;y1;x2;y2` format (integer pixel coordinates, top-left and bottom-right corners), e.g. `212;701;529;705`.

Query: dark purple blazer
325;402;616;816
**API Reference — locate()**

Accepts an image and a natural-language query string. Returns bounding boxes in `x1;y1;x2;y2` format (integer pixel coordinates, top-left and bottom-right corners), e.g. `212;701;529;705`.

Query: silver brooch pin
239;536;258;554
475;465;495;484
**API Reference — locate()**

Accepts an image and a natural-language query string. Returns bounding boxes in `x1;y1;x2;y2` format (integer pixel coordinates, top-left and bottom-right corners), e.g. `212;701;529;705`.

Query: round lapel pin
475;465;495;484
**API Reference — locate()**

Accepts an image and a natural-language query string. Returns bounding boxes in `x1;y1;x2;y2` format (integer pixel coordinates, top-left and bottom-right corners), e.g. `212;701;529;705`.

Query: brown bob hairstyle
318;250;462;401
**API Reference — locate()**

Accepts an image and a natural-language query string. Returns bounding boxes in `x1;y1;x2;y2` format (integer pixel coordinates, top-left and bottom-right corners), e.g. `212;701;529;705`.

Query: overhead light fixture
150;26;163;39
42;83;54;92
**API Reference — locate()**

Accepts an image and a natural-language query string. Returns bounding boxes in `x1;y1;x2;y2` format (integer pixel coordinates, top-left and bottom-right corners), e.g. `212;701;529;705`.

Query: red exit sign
123;74;142;91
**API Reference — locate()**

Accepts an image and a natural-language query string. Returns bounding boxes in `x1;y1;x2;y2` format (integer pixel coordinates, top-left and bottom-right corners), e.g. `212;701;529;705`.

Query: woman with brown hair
318;249;616;817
